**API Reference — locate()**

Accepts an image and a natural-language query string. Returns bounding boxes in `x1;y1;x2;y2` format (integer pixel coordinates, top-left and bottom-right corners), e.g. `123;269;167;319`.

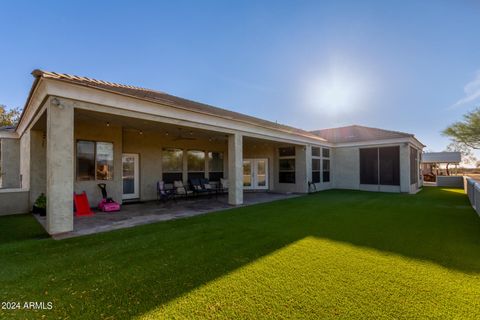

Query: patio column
228;133;243;205
46;98;74;235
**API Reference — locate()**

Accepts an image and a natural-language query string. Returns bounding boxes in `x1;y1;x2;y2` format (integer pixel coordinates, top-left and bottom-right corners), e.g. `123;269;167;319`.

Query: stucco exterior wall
123;129;229;201
0;189;29;215
242;142;275;191
74;120;123;206
29;130;46;207
333;147;360;190
272;145;310;193
332;143;412;193
0;138;20;188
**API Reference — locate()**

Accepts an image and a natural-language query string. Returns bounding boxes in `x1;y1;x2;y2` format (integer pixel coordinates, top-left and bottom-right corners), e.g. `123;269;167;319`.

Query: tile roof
310;125;413;143
31;70;326;142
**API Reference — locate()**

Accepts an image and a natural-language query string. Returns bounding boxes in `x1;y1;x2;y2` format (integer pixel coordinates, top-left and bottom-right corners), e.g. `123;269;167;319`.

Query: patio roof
422;152;461;164
26;70;326;142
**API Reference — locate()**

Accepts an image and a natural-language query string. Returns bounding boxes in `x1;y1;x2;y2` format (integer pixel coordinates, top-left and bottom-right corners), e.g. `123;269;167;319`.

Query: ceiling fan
172;128;196;141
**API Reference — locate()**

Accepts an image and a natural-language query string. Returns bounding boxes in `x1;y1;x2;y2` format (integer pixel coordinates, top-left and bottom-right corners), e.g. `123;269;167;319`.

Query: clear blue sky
1;1;480;152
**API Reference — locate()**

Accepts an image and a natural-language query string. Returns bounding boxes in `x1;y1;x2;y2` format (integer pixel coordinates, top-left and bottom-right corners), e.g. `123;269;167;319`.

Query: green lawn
1;188;480;319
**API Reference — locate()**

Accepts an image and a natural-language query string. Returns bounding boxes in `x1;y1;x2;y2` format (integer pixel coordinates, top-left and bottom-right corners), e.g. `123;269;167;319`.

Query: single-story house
0;70;425;235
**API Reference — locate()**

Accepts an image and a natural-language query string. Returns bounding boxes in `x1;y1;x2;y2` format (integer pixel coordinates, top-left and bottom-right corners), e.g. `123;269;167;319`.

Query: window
312;158;321;183
322;148;330;183
322;148;330;158
162;148;183;183
410;147;418;184
187;150;205;180
323;159;330;182
96;142;114;180
360;146;400;186
311;147;321;183
279;147;295;183
76;141;113;181
208;151;224;181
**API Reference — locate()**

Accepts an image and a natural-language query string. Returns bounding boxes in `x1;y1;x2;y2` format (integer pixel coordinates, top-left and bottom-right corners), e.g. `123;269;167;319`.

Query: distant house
0;70;424;234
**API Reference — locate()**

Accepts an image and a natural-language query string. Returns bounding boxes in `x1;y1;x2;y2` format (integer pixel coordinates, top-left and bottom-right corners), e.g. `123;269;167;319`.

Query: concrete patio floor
35;192;299;239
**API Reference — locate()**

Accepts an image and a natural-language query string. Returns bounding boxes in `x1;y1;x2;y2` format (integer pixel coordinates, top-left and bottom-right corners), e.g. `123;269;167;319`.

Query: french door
243;159;268;190
122;153;140;200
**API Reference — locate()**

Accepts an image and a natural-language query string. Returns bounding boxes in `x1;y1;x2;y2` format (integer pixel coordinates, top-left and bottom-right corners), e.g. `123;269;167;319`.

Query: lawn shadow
1;187;479;319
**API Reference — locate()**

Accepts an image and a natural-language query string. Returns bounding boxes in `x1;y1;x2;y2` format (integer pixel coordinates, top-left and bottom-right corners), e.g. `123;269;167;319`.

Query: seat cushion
174;180;184;188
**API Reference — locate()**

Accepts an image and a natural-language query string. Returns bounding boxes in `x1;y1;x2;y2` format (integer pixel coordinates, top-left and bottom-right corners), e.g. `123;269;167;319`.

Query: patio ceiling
75;108;229;142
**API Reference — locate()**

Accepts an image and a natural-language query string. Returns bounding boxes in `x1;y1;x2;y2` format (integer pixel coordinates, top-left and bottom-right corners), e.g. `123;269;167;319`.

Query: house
421;151;463;187
0;70;425;235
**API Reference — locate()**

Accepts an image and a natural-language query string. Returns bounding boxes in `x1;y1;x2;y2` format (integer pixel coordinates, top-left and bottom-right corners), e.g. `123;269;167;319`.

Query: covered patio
35;192;299;239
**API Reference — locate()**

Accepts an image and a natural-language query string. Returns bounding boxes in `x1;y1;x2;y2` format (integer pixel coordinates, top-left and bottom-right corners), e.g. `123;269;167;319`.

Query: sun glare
305;65;370;116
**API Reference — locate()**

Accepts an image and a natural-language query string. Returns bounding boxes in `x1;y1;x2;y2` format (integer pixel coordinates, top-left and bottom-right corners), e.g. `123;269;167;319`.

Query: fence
464;177;480;217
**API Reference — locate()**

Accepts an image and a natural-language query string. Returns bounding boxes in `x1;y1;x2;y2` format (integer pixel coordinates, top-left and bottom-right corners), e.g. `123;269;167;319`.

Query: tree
0;105;20;127
443;107;480;149
445;141;477;168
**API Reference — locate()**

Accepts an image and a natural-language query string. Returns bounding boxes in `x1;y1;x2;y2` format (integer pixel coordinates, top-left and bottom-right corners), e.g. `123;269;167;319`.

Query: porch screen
379;146;400;185
187;150;205;180
360;148;379;185
208;152;224;181
162;148;183;183
360;146;400;186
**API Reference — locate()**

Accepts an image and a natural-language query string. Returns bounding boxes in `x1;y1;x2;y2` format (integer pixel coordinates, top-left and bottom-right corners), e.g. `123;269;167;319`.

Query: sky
1;0;480;154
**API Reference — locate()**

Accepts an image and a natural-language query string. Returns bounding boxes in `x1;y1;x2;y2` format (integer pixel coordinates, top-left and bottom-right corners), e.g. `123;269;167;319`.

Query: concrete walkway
35;192;299;239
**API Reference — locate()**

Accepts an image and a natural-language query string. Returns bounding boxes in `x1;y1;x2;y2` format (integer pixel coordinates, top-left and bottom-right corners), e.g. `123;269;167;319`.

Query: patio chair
219;178;229;194
189;178;210;197
157;181;174;203
200;178;217;198
173;180;193;199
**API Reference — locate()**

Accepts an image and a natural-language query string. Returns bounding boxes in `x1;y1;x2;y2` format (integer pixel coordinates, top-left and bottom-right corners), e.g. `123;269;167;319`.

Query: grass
0;187;480;319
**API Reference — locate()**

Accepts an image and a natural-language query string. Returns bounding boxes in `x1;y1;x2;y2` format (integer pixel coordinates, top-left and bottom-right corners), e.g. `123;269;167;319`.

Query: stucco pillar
228;133;243;205
46;99;74;234
400;143;410;193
